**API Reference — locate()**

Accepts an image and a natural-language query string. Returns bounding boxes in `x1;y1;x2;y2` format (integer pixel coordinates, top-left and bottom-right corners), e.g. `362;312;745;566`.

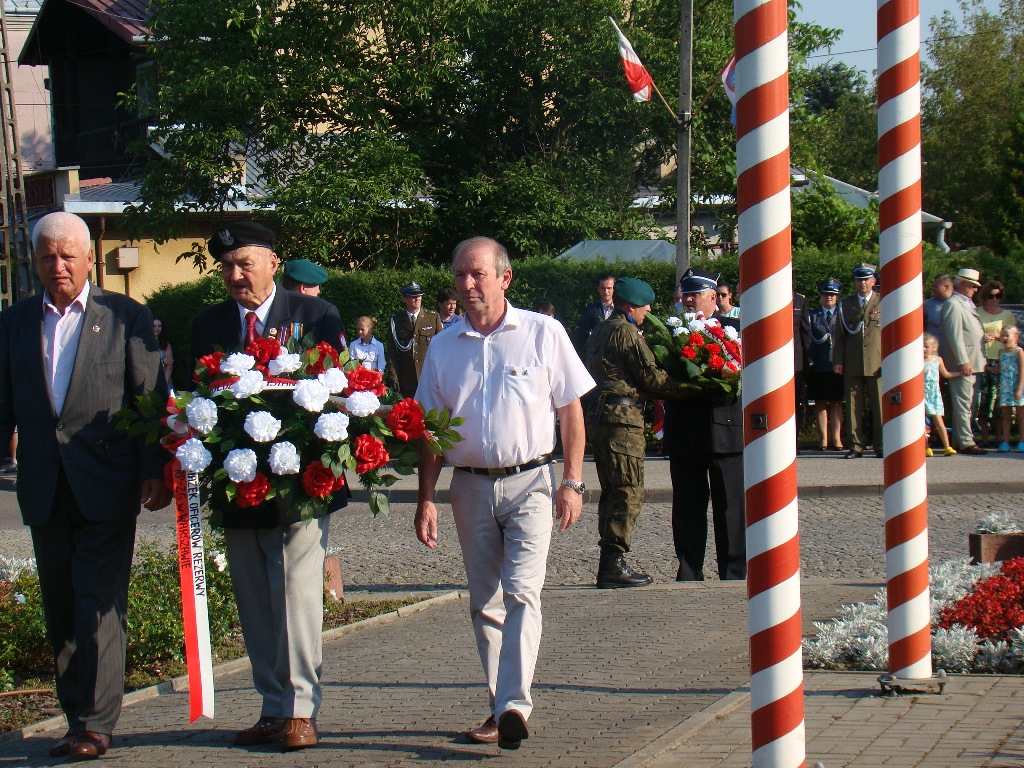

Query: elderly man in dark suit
0;212;170;759
385;282;441;398
190;222;346;751
663;267;745;581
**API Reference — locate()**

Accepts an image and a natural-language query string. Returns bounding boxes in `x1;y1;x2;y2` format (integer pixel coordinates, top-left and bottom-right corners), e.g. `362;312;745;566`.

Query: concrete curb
0;590;463;744
609;688;752;768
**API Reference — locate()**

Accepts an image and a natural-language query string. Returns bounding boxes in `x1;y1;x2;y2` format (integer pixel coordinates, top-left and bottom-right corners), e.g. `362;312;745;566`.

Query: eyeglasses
717;292;730;298
988;292;1002;299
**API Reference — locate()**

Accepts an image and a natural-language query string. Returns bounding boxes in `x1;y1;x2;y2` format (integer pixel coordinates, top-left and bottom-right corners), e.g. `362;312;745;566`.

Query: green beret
283;258;328;286
614;277;655;307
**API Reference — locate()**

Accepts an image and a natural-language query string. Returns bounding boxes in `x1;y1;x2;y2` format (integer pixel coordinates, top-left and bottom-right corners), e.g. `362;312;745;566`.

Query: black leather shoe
497;709;529;750
596;547;653;588
874;448;884;458
845;449;863;459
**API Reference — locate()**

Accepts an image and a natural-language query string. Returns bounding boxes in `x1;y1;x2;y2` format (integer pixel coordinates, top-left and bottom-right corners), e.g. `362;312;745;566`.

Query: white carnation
212;551;228;572
224;448;258;483
269;352;303;376
672;326;686;337
268;441;302;475
14;592;26;604
243;411;281;442
293;379;331;412
724;325;739;341
176;438;213;473
314;412;350;442
318;367;348;394
687;318;707;333
345;390;380;417
185;397;218;434
665;316;682;327
221;352;257;376
231;370;266;398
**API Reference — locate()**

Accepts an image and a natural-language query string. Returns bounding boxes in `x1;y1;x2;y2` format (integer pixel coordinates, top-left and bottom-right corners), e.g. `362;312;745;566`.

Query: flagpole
676;0;693;281
650;81;679;122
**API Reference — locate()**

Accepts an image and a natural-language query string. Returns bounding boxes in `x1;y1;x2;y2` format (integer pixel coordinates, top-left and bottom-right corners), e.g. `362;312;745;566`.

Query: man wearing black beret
663;267;745;581
190;221;346;751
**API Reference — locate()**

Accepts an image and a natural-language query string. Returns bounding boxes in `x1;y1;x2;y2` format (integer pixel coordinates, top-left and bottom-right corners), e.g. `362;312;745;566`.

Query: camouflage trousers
589;421;645;552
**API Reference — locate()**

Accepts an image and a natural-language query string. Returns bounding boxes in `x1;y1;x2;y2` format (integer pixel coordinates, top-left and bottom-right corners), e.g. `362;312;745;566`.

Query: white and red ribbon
173;466;215;721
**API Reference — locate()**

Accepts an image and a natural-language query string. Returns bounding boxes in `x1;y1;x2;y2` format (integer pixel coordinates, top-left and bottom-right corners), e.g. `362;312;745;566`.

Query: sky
795;0;1002;75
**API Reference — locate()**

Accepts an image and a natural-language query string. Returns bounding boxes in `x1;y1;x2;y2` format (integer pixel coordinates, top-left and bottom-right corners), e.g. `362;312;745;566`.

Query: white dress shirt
235;285;277;339
415;302;595;469
42;281;90;417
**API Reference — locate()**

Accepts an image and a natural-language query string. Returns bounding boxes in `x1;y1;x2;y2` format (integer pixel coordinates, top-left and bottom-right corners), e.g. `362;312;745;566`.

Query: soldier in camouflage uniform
585;277;688;588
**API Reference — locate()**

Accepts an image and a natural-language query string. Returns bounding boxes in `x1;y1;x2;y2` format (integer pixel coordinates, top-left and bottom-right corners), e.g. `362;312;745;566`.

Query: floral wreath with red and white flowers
644;310;742;398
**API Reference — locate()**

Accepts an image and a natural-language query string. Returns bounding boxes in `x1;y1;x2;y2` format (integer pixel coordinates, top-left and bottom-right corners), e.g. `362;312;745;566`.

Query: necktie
245;311;259;346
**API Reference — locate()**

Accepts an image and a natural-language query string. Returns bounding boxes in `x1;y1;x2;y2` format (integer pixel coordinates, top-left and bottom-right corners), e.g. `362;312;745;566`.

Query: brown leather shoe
278;718;318;750
48;730;77;757
460;716;498;744
234;716;284;746
960;444;987;455
497;709;529;750
69;731;111;759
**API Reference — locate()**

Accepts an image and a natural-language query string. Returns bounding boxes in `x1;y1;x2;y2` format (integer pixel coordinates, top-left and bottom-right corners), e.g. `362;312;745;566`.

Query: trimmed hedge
146;245;1020;390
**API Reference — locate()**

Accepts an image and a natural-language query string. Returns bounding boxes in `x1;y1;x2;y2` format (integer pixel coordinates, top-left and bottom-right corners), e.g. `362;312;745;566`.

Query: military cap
613;277;655;307
283;258;327;286
400;282;425;297
851;263;877;279
679;267;720;294
818;278;841;294
207;221;276;260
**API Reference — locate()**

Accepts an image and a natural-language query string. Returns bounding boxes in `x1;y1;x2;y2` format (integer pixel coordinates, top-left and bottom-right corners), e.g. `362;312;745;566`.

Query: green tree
922;0;1024;249
128;0;835;268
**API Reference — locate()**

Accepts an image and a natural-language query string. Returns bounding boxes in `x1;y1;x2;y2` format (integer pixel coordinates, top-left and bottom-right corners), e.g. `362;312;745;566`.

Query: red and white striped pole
878;0;932;680
735;1;804;765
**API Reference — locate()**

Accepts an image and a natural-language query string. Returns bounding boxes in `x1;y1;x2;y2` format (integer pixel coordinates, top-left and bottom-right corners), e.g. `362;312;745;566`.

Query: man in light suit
190;221;346;750
385;282;441;398
0;212;170;759
832;263;883;458
941;268;987;454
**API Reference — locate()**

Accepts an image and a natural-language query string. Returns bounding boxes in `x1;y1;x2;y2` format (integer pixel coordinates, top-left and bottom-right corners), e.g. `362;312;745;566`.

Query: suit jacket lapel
20;298;55;416
263;286;291;341
64;287;109;411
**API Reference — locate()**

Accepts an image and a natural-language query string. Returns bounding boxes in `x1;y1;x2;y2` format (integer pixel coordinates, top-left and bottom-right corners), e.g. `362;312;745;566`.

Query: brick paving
1;454;1024;766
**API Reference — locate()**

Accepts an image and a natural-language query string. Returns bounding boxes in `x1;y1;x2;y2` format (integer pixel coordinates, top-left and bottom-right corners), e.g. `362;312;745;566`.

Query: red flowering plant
938;558;1024;640
643;311;742;398
119;332;463;526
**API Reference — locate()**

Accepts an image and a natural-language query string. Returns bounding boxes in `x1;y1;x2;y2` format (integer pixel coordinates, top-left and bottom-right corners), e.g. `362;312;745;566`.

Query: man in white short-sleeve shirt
415;236;595;751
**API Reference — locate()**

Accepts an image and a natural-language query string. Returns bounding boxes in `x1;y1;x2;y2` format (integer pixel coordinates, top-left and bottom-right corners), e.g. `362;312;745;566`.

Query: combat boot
596;546;653;588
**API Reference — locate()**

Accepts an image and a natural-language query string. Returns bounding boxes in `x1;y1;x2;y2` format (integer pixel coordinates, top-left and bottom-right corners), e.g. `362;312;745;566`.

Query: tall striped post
878;0;932;680
735;1;804;765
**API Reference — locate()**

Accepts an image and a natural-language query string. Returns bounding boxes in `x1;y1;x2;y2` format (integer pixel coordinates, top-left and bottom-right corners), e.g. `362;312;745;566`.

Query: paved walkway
2;453;1024;766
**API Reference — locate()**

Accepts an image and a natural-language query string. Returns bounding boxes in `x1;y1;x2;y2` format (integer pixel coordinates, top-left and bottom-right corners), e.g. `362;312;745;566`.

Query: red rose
301;460;346;498
353;433;390;474
194;351;225;383
344;366;387;397
708;355;725;371
246;337;282;370
386;398;427;441
304;342;341;376
235;472;271;508
689;333;705;348
706;343;722;355
681;346;697;360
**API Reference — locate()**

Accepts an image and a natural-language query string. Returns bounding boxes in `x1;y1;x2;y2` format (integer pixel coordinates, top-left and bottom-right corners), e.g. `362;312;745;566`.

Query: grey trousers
450;465;554;721
225;516;330;719
948;373;980;449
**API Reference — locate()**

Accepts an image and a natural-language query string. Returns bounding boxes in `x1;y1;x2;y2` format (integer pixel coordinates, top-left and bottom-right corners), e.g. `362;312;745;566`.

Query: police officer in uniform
807;278;845;451
585;278;688;588
832;263;883;458
385;282;441;398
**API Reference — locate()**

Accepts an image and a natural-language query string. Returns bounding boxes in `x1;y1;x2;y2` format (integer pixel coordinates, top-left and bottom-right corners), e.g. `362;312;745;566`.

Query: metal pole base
878;669;947;696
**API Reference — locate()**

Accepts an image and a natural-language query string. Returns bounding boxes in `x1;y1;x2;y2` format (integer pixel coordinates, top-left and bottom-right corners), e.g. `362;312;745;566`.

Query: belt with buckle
604;396;638;406
455;453;555;478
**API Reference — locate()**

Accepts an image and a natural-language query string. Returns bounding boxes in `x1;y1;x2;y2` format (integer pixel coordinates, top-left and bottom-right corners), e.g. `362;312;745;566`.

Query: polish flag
609;17;653;102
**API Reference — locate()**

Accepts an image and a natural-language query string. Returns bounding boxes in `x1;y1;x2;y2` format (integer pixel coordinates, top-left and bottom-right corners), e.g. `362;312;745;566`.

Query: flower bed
804;557;1024;673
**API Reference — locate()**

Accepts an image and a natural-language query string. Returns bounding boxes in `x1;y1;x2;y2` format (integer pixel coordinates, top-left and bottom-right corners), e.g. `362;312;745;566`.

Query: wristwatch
560;478;586;495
